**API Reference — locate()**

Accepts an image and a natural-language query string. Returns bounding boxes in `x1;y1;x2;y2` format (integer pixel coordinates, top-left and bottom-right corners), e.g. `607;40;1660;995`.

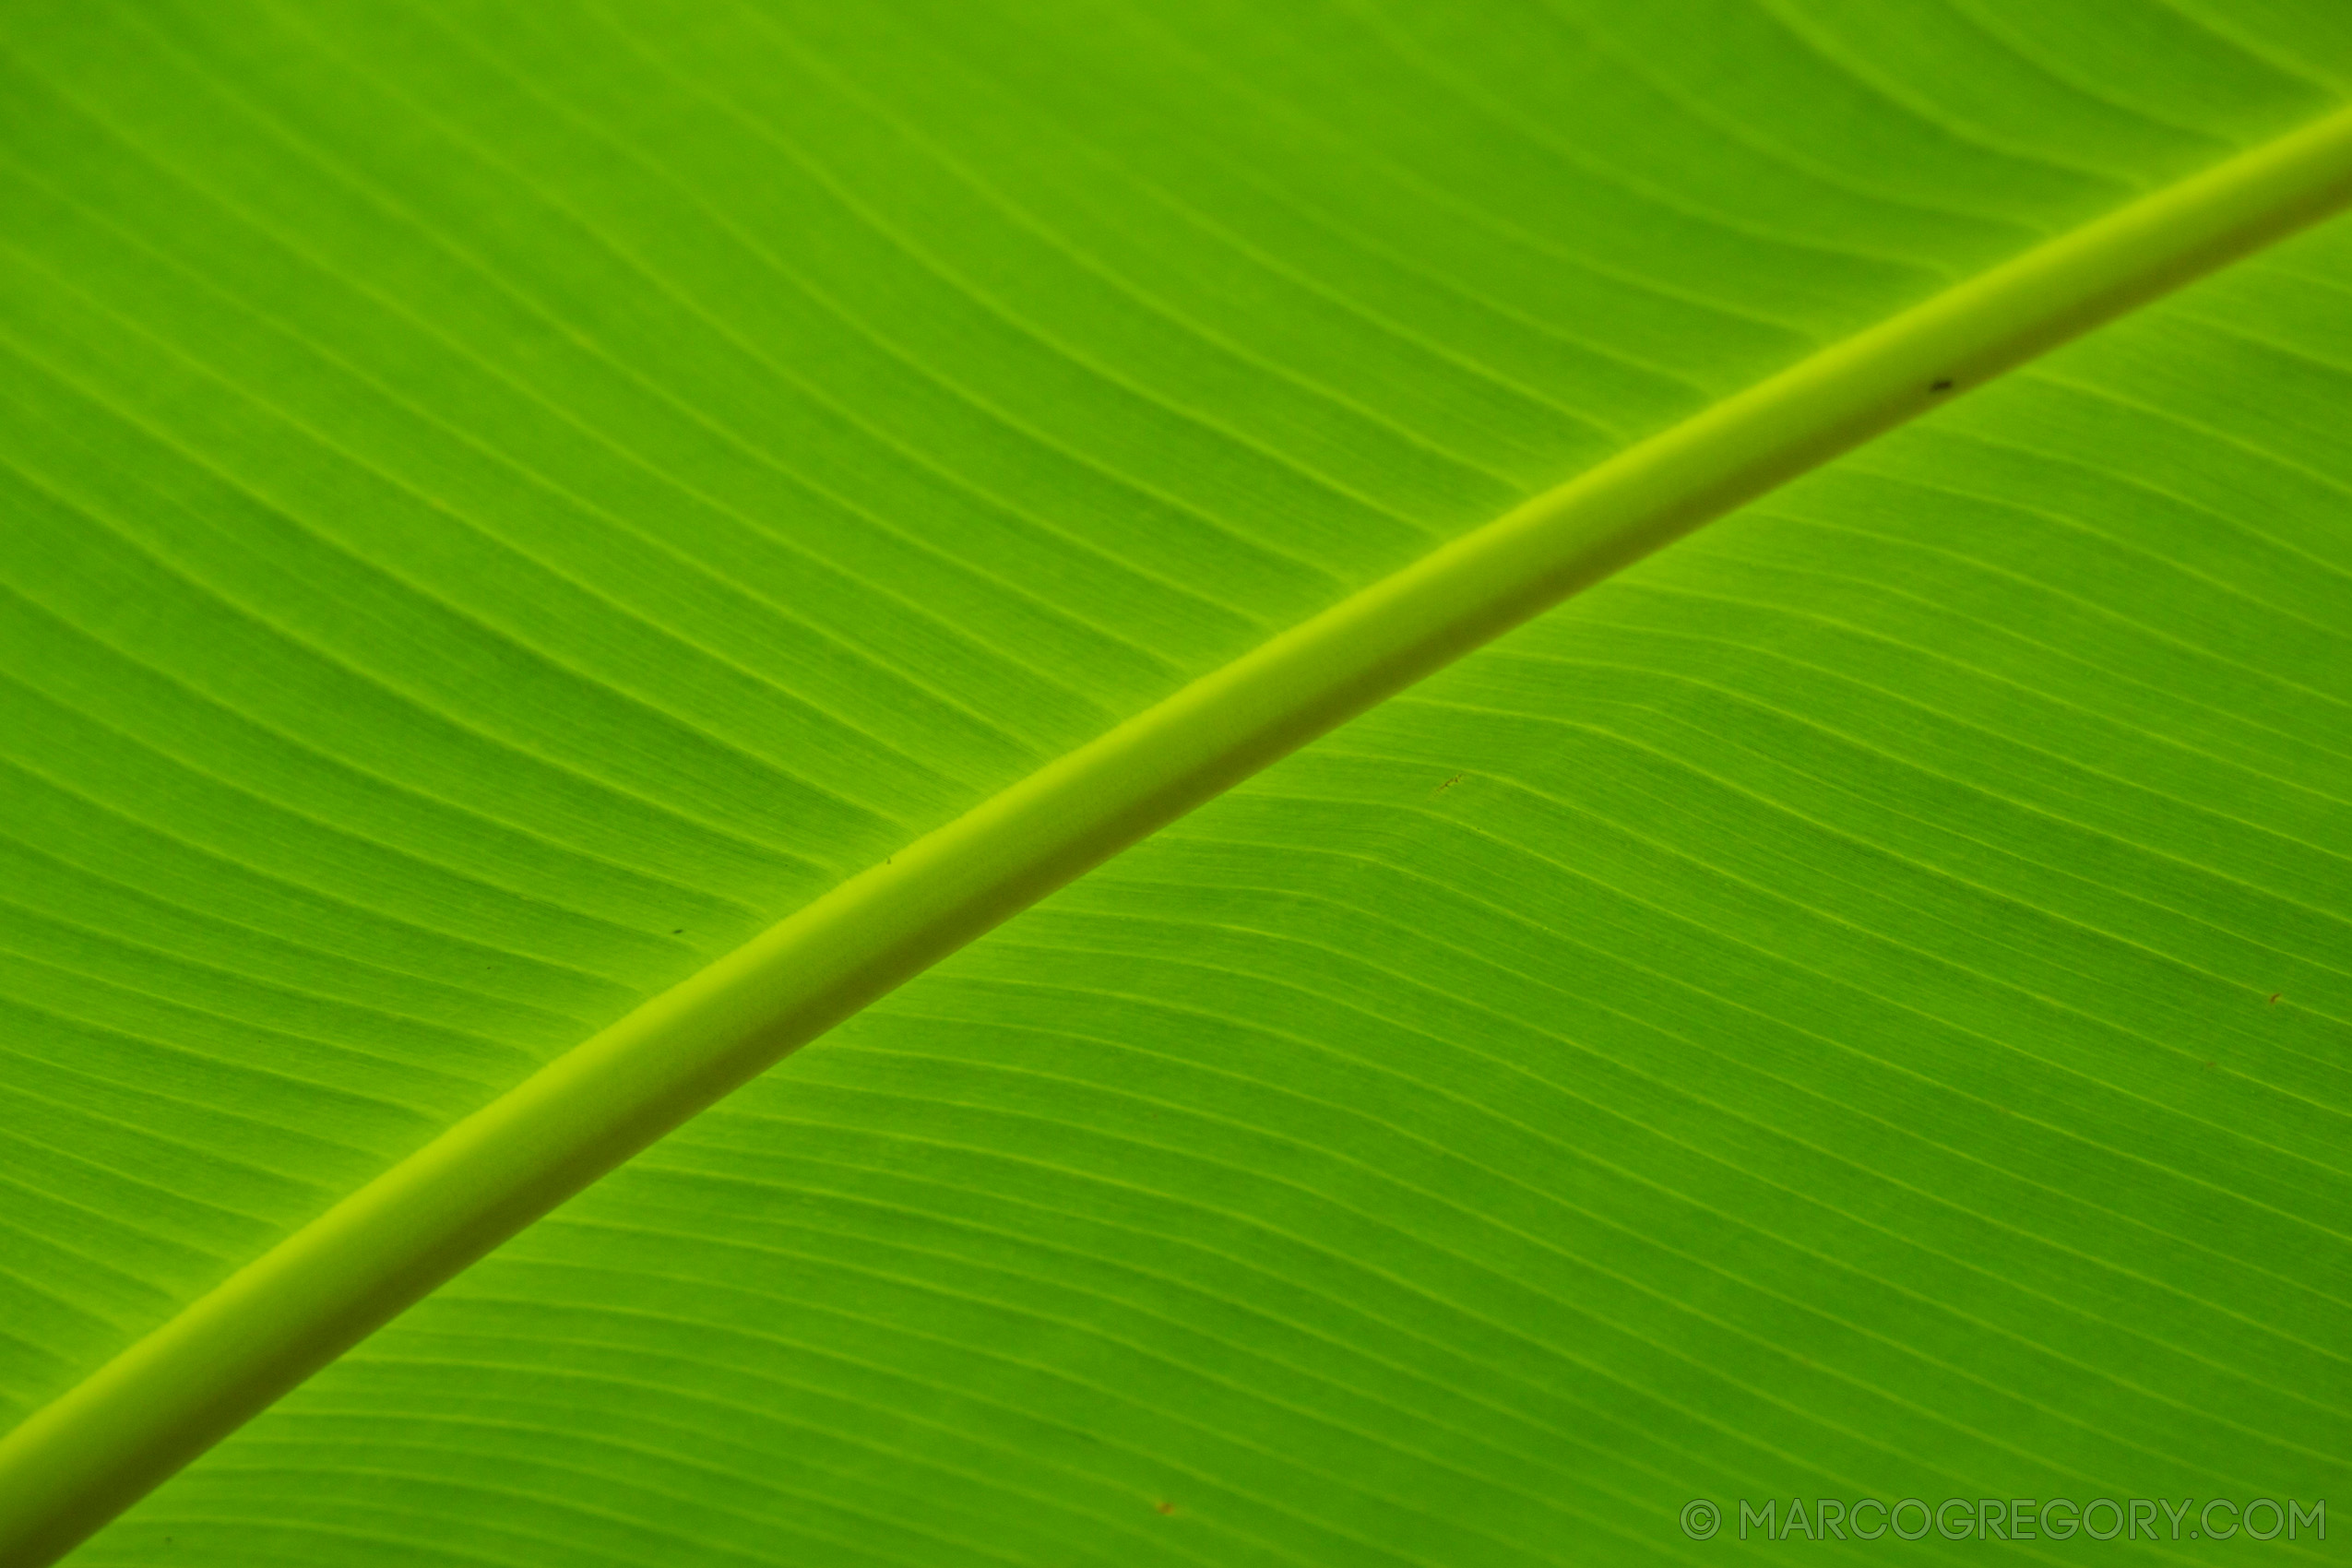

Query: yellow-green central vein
6;95;2352;1568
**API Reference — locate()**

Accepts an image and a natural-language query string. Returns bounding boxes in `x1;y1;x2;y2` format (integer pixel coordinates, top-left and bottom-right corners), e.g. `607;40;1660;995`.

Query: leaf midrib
7;96;2352;1568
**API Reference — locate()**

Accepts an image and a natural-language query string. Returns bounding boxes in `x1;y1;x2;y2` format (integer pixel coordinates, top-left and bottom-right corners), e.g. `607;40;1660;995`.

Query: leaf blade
5;2;2352;1562
12;81;2352;1562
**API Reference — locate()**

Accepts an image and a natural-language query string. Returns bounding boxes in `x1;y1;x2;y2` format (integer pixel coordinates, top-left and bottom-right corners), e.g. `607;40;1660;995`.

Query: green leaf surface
2;1;2350;1563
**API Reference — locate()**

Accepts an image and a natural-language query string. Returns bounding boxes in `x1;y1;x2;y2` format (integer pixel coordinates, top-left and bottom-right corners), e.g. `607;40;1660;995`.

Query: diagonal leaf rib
6;97;2352;1568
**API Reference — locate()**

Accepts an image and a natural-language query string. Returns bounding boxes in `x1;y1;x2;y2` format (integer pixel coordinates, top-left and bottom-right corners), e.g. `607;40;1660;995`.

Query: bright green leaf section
97;213;2352;1568
1;0;2349;1563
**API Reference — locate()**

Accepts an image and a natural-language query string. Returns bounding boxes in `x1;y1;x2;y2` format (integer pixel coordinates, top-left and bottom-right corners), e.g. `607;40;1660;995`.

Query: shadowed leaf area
3;0;2350;1563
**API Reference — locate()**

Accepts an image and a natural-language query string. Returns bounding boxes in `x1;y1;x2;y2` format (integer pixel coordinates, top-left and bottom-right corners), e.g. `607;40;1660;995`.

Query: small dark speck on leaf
1930;379;1954;393
1156;1501;1176;1516
1431;773;1465;797
2268;992;2282;1004
2205;1061;2217;1070
672;928;683;934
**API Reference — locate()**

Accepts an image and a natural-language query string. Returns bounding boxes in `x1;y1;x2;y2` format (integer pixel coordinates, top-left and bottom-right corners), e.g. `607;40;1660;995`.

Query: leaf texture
2;0;2350;1563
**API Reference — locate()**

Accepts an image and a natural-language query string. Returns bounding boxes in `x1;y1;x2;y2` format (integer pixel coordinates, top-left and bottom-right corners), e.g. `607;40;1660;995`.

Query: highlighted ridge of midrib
6;96;2352;1568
